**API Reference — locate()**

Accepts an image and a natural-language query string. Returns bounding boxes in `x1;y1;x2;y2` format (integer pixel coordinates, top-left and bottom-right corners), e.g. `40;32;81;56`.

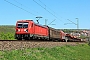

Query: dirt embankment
0;41;85;51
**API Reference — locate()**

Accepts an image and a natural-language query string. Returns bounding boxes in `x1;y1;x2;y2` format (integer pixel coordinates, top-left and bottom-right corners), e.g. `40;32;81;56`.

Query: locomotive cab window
17;22;28;28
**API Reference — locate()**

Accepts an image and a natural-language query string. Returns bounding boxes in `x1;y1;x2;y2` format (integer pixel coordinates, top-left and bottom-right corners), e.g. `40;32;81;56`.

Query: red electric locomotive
15;20;49;40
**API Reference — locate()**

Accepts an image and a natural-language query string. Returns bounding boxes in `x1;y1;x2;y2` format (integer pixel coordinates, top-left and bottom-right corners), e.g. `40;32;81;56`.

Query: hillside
0;25;15;40
0;25;15;33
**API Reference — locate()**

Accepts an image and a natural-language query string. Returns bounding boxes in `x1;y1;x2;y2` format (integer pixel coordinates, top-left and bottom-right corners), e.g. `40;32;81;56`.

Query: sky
0;0;90;29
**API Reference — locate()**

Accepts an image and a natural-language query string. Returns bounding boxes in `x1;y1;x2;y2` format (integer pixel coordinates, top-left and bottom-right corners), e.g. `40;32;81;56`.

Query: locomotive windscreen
17;22;28;28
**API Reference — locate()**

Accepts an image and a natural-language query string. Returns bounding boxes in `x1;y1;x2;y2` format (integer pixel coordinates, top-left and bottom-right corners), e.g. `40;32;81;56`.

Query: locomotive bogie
15;34;30;40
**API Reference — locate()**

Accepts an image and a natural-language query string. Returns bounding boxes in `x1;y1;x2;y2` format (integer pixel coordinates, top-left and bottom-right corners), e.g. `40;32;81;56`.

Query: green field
0;25;15;40
0;44;90;60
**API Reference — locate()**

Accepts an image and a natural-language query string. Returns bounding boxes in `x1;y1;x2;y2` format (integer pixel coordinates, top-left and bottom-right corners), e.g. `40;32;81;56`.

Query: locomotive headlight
24;29;28;32
24;29;26;31
18;29;20;32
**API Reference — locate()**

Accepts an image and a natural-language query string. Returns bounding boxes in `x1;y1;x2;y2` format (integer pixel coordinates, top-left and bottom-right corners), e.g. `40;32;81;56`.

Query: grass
0;25;15;40
0;25;15;33
0;44;90;60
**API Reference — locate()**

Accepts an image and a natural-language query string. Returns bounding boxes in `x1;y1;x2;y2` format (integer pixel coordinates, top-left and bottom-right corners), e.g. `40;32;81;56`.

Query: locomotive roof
17;20;33;22
34;23;48;28
17;20;48;28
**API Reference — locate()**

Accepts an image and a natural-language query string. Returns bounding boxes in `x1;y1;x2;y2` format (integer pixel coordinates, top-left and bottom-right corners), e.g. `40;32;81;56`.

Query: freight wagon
48;27;66;41
65;33;82;42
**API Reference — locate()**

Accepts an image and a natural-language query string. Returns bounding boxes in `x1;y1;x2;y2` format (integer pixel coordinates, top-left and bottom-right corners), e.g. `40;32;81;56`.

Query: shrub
0;32;15;40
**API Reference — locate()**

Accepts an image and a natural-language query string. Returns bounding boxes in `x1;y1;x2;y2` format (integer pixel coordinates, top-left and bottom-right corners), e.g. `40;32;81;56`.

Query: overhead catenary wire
39;0;60;18
38;0;46;9
67;19;77;25
33;0;64;23
38;0;62;25
48;19;56;25
4;0;36;16
39;0;58;15
13;0;39;14
39;0;71;24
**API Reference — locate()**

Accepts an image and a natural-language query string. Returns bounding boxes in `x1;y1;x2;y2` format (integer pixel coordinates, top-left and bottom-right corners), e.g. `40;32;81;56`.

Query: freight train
15;20;82;42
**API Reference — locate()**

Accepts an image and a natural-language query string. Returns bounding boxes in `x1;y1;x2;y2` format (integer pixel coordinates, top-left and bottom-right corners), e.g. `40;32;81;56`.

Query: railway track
0;40;86;51
0;39;52;42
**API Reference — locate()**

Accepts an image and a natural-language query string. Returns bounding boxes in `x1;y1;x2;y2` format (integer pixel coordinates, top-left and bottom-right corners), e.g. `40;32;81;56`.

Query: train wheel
52;39;59;42
17;38;22;40
26;37;30;40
